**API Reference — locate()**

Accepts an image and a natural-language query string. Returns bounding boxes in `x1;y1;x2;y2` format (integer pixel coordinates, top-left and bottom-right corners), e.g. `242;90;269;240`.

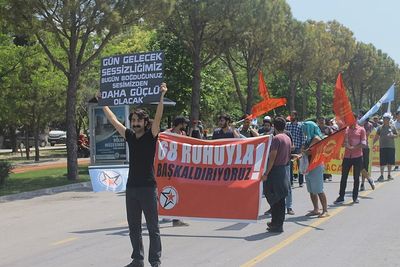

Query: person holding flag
302;121;329;218
334;114;367;204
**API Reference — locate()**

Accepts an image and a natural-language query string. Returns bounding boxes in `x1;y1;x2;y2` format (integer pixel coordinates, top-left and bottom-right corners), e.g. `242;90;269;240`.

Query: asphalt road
1;169;400;267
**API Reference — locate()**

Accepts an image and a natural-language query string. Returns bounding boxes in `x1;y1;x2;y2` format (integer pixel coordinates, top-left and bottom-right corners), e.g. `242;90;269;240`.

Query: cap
263;116;271;122
382;113;392;119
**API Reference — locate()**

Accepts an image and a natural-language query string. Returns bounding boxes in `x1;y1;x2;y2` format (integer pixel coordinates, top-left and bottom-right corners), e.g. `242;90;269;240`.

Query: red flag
306;128;346;172
258;70;270;99
333;73;355;128
247;98;287;119
246;70;286;119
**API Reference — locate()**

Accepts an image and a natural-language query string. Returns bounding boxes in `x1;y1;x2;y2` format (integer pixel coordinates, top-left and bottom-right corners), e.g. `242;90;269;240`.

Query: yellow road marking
52;237;79;246
241;177;392;267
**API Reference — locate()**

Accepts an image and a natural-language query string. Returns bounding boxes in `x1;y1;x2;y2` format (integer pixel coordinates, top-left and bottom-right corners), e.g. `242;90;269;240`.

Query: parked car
48;130;67;146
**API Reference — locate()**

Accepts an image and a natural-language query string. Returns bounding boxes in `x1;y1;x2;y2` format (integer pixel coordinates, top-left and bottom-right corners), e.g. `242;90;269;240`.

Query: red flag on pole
306;128;346;172
246;71;286;119
333;73;355;128
258;70;270;100
247;98;287;119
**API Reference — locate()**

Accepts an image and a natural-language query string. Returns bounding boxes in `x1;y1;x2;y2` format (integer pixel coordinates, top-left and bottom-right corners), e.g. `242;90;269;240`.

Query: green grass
0;148;68;164
0;166;90;196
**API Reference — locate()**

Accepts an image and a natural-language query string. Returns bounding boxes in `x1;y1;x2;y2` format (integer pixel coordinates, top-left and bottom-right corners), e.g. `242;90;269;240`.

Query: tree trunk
245;70;255;115
225;55;246;112
34;121;40;162
190;50;201;121
24;131;30;160
9;125;17;152
289;77;297;112
358;84;365;112
66;71;79;180
316;80;322;118
301;83;308;119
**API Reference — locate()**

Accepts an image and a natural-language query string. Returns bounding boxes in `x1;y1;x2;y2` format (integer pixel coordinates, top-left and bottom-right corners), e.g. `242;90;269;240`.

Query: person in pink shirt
334;115;367;204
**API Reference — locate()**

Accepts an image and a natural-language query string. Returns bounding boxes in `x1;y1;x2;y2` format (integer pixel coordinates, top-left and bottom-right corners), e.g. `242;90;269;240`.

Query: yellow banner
293;129;399;175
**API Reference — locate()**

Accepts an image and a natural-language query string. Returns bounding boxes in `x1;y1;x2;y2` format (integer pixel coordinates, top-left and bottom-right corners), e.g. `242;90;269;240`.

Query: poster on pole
98;51;164;106
94;106;127;162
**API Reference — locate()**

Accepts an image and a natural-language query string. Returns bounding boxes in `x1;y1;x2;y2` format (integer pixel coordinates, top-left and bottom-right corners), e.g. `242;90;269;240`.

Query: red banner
155;133;272;221
333;73;355;128
306;128;346;172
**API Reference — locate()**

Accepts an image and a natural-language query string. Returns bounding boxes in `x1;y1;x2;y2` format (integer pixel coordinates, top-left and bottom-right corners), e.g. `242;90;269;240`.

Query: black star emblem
161;189;175;208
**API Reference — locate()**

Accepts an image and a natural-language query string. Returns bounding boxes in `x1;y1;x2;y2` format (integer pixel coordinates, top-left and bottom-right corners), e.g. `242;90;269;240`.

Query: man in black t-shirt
103;83;167;267
212;113;240;139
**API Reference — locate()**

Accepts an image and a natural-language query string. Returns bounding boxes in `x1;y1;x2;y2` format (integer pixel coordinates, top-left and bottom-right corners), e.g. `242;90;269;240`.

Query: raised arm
102;106;127;139
152;83;168;137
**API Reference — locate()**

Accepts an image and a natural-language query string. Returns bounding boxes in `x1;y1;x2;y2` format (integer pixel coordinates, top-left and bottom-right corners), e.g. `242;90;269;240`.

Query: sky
286;0;400;65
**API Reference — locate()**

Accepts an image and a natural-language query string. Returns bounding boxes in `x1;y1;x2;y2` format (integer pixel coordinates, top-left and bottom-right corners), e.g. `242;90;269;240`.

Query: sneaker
172;220;189;227
328;175;332;181
287;208;295;215
393;166;399;171
367;178;375;190
299;183;304;187
353;198;359;204
388;175;394;180
377;175;384;182
360;184;365;192
125;260;144;267
334;197;344;204
267;226;283;233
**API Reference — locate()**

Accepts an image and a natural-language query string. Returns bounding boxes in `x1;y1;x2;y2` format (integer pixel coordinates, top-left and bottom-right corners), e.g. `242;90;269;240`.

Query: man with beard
238;115;259;138
286;110;305;187
394;111;400;171
163;116;190;227
165;116;189;136
373;113;398;181
212;114;240;139
261;117;291;233
102;83;167;267
258;116;274;135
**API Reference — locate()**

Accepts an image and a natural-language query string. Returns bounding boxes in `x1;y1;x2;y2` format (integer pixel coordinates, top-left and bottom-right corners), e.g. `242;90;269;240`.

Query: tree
165;0;242;121
4;0;170;180
222;0;292;114
16;46;65;161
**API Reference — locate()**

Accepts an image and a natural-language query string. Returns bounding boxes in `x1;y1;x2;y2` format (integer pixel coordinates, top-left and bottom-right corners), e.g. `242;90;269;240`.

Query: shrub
0;160;13;186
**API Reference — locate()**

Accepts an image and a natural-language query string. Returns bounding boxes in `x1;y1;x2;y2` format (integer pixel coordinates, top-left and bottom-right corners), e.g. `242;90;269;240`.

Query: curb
0;182;93;203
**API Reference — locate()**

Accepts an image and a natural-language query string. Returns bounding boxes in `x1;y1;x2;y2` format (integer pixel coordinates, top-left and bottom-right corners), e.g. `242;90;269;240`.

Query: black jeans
126;187;161;266
271;197;286;229
339;157;362;200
